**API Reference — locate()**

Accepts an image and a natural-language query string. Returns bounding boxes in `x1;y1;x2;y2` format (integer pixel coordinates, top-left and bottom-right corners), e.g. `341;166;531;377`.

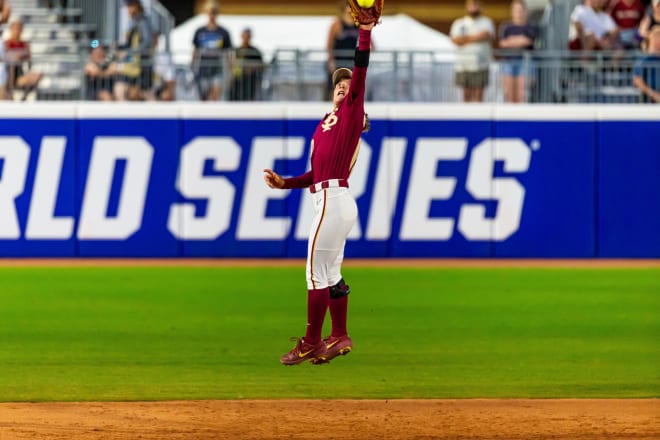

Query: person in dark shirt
639;0;660;39
192;0;233;101
632;25;660;102
84;40;116;101
325;2;360;100
114;0;153;101
229;27;264;101
263;22;376;366
498;0;538;102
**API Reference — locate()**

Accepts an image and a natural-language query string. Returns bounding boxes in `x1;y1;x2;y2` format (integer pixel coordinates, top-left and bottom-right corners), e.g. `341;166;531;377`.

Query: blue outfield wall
0;103;657;258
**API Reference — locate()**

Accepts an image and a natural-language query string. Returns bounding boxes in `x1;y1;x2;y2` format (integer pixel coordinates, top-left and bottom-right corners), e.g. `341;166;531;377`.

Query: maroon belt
309;179;349;194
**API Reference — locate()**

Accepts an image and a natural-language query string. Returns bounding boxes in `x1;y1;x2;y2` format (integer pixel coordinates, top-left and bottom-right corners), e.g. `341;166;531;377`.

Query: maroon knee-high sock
329;295;348;337
304;288;329;345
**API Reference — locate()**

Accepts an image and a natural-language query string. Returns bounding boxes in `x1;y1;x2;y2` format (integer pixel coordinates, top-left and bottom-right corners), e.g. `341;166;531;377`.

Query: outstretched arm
263;169;314;190
349;23;375;100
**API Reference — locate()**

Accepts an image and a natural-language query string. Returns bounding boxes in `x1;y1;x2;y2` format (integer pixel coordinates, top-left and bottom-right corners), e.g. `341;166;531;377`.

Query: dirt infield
0;399;658;439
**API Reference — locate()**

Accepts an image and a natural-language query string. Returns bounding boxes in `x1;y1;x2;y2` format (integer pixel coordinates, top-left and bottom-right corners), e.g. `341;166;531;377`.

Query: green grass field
0;265;658;402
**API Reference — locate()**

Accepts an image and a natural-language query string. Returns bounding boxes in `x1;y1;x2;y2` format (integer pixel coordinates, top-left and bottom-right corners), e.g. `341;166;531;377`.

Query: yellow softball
357;0;375;8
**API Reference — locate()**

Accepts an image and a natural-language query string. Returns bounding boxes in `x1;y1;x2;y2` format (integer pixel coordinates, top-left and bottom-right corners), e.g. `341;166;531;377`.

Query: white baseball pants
306;187;357;290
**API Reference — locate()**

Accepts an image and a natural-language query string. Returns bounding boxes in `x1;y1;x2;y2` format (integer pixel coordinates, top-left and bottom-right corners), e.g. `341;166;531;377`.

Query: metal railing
538;0;582;50
72;0;174;46
3;48;658;103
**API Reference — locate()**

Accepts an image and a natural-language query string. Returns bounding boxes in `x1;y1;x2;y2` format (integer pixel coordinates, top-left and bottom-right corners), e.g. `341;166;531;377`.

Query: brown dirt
1;259;657;439
0;399;658;439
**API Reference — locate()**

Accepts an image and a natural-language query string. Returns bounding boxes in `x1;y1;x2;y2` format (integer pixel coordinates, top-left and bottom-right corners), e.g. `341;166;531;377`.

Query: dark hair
125;0;144;13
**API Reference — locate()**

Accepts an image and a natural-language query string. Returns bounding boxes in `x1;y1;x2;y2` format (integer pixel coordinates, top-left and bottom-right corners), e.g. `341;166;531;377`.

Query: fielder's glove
347;0;384;26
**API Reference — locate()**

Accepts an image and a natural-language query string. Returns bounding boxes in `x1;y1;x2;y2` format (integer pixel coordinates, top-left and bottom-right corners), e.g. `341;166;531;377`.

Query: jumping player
263;21;375;366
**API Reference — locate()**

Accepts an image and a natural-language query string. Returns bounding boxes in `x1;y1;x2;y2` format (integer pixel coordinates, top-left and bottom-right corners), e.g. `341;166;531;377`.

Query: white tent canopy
166;13;456;65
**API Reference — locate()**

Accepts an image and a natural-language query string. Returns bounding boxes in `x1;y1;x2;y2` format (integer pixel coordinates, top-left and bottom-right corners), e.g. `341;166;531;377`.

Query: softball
357;0;375;8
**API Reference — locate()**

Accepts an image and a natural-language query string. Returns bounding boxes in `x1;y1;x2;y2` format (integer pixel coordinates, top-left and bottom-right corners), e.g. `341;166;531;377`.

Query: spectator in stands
498;0;538;103
0;0;11;25
39;0;71;23
450;0;495;102
638;0;660;39
114;0;153;101
632;25;660;102
609;0;646;48
229;27;264;101
84;40;116;101
325;2;360;100
151;32;177;101
191;0;233;101
569;0;622;51
4;17;43;101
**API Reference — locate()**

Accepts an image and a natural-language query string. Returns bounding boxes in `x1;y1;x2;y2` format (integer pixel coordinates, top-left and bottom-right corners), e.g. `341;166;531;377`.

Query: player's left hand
263;169;285;189
347;0;384;27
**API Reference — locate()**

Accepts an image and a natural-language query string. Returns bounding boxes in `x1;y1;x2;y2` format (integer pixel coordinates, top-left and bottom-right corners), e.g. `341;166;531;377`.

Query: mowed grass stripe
0;267;657;401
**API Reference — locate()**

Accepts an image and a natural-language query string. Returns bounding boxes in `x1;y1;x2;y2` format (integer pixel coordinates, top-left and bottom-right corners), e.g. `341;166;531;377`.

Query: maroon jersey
283;29;371;190
609;0;645;29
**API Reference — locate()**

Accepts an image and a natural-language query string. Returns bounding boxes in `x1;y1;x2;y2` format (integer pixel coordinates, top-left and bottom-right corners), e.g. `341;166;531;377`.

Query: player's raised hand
263;169;285;189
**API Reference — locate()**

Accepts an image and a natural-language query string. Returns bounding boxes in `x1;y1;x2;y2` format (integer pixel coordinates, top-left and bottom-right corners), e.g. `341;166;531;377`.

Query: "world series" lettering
0;135;533;242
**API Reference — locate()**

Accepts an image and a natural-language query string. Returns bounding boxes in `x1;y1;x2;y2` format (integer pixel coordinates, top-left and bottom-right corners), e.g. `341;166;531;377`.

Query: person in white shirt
450;0;495;102
569;0;622;50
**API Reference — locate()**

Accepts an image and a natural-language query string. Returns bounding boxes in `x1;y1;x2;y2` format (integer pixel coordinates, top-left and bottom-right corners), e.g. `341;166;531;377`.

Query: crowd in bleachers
564;0;659;102
449;0;659;103
0;0;658;103
81;0;263;102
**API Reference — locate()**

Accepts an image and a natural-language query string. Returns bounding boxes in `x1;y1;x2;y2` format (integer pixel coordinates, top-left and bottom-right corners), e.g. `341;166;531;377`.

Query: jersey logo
322;112;338;132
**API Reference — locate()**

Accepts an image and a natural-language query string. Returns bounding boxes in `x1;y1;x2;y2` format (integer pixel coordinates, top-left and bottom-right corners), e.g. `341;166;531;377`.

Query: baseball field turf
0;264;658;402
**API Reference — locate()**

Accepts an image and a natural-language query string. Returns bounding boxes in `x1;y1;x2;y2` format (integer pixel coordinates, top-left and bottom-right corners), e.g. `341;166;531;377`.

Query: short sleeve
489;18;496;35
225;30;233;49
603;14;617;32
530;25;539;40
571;5;584;23
499;22;510;40
192;29;199;47
449;19;462;37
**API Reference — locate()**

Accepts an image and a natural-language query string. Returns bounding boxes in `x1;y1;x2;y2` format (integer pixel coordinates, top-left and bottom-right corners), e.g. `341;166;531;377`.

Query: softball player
263;22;375;366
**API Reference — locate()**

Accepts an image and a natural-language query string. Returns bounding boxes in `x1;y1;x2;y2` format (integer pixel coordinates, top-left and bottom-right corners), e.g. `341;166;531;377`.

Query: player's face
333;79;351;106
9;21;22;39
466;0;481;16
91;46;105;61
241;30;251;45
511;3;527;23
